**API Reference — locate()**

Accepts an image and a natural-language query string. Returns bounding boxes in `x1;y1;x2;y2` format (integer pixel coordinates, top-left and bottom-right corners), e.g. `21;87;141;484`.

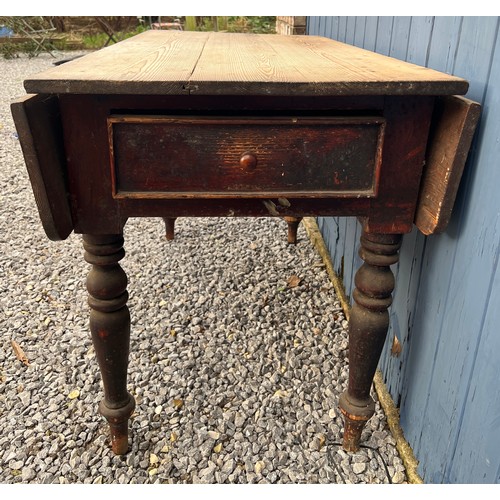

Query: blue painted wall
307;17;500;484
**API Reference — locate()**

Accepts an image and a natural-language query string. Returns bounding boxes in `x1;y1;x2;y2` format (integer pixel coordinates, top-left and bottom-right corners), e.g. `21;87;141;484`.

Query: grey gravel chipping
0;51;408;484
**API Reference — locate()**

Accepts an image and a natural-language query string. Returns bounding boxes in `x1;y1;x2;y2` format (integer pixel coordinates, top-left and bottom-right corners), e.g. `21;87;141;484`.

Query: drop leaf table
11;31;480;455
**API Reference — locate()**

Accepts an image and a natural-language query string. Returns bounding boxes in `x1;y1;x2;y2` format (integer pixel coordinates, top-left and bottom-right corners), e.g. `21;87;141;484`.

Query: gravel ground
0;50;406;485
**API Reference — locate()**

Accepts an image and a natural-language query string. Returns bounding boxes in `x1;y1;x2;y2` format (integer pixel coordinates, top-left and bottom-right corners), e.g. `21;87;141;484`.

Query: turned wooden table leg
83;234;135;455
284;216;302;244
339;230;402;452
163;217;176;241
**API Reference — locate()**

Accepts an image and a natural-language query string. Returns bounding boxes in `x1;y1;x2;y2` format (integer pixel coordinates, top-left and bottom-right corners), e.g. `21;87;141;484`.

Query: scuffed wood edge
415;95;481;235
11;94;73;241
303;216;424;483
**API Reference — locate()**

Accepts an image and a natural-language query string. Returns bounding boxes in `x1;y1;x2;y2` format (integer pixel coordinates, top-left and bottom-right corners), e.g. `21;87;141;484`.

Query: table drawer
108;115;385;199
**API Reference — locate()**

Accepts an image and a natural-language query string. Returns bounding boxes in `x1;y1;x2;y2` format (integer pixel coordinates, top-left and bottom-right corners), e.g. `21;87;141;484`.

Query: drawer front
109;115;385;199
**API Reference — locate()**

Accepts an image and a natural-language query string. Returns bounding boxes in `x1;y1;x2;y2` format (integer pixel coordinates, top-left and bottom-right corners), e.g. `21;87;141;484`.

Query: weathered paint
308;16;500;484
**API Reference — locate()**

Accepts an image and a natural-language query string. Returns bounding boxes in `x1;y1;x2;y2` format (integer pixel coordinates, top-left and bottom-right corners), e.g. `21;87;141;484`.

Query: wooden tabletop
24;31;469;96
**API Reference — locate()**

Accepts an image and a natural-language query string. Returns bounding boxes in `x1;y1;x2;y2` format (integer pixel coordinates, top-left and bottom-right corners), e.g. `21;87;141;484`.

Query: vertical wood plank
318;216;343;280
427;16;463;73
331;17;340;40
406;17;435;65
345;17;356;44
377;16;430;389
448;248;500;483
336;217;348;283
308;17;321;37
375;17;394;55
338;17;348;43
350;221;363;296
342;218;359;300
353;17;366;48
308;16;500;483
389;16;411;60
379;228;427;398
400;16;498;482
363;17;379;51
324;17;335;39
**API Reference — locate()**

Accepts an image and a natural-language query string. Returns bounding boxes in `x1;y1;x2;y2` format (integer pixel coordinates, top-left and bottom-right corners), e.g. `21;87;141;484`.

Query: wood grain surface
109;115;384;199
415;95;481;235
11;94;73;240
24;31;468;96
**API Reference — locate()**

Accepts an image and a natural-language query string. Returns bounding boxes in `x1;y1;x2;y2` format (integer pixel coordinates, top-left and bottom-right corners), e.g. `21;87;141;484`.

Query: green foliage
0;42;19;59
184;16;197;31
226;16;276;33
0;16;54;34
81;16;276;49
81;33;109;49
0;16;277;58
183;16;276;34
0;16;60;59
82;24;147;49
0;40;51;59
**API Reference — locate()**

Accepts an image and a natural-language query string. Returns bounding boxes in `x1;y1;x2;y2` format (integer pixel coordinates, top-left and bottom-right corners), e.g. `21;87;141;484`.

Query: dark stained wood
162;216;302;244
83;234;135;455
13;31;476;456
58;95;123;235
57;92;442;235
415;95;481;235
284;216;303;244
118;197;372;220
162;217;176;241
23;31;468;96
339;230;402;451
363;96;435;234
109;115;385;199
87;93;388;113
11;94;73;241
56;92;443;235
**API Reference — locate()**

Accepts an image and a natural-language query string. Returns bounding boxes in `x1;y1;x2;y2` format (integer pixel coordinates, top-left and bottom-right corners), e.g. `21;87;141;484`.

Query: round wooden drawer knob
240;152;258;170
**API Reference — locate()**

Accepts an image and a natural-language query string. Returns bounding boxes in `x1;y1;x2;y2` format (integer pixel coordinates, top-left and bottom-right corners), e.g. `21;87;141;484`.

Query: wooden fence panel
400;16;498;482
308;16;500;483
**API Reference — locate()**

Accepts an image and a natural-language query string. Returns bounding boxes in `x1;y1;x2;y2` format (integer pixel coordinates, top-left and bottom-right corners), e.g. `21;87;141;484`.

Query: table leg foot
339;393;375;452
83;234;134;455
284;216;302;244
339;230;402;452
99;394;136;455
163;217;176;241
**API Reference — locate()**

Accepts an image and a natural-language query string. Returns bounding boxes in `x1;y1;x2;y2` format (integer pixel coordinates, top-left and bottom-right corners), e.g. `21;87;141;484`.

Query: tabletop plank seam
185;32;213;94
